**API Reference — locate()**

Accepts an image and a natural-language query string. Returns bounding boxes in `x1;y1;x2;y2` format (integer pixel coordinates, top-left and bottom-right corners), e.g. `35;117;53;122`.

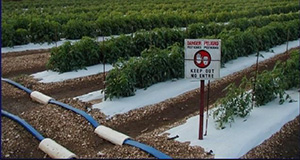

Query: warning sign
184;39;221;80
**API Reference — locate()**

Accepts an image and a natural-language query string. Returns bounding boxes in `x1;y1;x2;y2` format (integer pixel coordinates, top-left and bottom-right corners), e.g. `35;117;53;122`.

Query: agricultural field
1;0;299;159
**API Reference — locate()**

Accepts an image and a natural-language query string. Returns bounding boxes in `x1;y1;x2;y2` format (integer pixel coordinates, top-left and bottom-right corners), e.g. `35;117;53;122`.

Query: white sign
184;39;221;80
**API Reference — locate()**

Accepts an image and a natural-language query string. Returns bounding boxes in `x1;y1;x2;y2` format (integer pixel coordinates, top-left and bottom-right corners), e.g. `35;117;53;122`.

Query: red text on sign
204;41;219;46
187;41;202;46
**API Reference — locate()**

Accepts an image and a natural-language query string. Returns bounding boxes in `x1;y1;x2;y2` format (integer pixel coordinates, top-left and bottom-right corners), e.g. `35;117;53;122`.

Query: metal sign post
199;80;205;139
184;39;221;140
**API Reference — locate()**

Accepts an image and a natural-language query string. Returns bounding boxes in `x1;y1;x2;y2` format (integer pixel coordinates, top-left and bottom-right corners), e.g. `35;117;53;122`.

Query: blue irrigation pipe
1;78;32;94
1;77;100;128
124;139;172;159
48;99;100;128
1;110;45;141
2;77;172;159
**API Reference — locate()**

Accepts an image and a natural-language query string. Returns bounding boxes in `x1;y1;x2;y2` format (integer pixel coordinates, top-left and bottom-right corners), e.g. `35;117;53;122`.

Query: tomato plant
2;23;15;47
213;77;252;129
104;43;183;100
47;37;100;72
14;28;30;45
213;50;299;129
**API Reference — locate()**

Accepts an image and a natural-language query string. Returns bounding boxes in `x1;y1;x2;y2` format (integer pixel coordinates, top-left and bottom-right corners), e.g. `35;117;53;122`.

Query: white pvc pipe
30;91;53;105
94;126;130;146
39;138;77;159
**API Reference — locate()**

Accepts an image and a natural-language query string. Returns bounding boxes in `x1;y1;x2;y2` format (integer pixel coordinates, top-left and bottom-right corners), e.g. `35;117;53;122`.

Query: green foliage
104;43;183;100
63;19;85;39
46;17;299;101
99;27;185;64
46;37;100;72
218;19;299;64
14;28;30;45
63;20;97;39
213;50;299;129
2;0;298;46
29;19;61;44
1;23;15;47
254;68;286;106
46;41;73;72
103;61;137;98
254;50;300;106
213;78;252;129
280;50;300;89
100;12;298;65
11;16;31;30
187;22;224;39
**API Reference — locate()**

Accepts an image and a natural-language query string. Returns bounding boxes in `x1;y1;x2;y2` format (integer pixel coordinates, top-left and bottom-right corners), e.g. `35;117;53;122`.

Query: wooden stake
204;80;210;136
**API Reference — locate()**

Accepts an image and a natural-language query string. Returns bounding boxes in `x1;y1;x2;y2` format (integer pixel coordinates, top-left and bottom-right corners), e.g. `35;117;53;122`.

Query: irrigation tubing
1;110;45;141
124;139;172;159
2;77;172;159
1;78;32;94
48;99;100;128
1;78;100;128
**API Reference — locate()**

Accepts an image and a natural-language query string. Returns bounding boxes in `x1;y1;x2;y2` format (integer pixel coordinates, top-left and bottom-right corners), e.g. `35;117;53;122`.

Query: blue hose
1;77;100;128
1;78;33;94
124;139;172;159
48;99;100;128
2;78;172;159
1;110;45;141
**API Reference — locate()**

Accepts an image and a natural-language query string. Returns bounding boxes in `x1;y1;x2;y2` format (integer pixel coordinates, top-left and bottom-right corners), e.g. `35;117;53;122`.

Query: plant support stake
103;36;106;98
204;80;210;136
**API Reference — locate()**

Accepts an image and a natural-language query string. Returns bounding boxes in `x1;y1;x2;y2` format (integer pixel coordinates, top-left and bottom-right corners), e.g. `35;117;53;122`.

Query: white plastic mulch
31;64;113;83
1;36;115;53
165;89;299;158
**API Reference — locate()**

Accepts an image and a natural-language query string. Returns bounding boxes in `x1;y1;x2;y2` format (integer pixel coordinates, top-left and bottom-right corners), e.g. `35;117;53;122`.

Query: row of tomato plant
103;19;299;99
2;0;298;47
187;11;298;38
101;12;299;64
217;19;299;64
3;0;296;14
104;44;183;99
3;0;294;18
212;50;299;129
46;12;298;73
46;37;101;72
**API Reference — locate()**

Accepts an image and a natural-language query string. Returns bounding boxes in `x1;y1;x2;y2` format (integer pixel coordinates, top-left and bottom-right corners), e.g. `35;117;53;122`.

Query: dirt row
1;98;214;159
1;47;299;158
243;116;300;159
1;49;51;58
2;49;50;77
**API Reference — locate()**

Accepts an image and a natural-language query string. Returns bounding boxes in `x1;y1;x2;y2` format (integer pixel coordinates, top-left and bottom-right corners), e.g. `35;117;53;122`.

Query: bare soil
1;49;50;77
242;116;300;159
1;47;299;159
